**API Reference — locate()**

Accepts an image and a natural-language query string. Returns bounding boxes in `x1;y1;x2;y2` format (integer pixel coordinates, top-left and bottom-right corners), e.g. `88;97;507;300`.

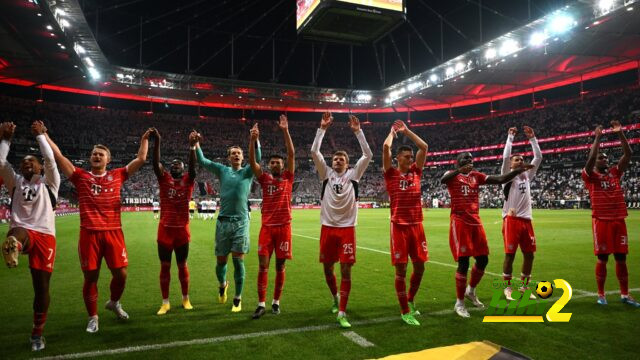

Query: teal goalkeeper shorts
215;217;250;256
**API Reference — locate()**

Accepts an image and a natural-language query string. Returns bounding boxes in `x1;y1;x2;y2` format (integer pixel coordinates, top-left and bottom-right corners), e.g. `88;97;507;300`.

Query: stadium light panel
88;67;101;80
74;43;86;54
407;82;423;91
59;19;70;29
598;0;615;12
455;62;465;72
485;48;497;60
429;74;438;82
547;14;575;34
54;8;67;17
46;25;53;30
529;32;548;47
445;67;454;77
83;57;94;67
499;39;519;57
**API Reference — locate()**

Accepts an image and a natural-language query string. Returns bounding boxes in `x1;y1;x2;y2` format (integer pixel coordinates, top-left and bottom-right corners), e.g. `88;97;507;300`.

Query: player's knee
614;253;626;262
340;263;352;279
395;263;408;276
597;254;609;262
412;261;424;274
457;257;470;273
523;252;534;262
83;270;100;282
475;255;489;270
275;259;286;271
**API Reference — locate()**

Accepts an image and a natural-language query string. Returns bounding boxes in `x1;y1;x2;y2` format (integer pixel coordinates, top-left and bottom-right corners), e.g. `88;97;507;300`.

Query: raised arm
248;123;263;178
441;166;467;184
0;122;16;189
394;120;428;170
486;165;534;185
502;127;516;175
524;126;542;178
126;129;151;176
585;125;603;176
150;128;164;179
611;120;632;173
311;112;332;179
188;131;197;181
192;131;222;176
32;121;60;191
350;115;373;180
44;131;75;178
382;127;395;173
279;115;295;174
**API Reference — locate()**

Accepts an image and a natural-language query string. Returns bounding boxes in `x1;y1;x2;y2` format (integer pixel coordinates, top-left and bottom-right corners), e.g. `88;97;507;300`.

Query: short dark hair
396;145;413;156
269;155;284;162
333;151;349;164
227;146;242;156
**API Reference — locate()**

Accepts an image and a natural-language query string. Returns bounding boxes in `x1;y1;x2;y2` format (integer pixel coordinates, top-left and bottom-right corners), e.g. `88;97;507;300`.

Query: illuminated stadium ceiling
0;0;639;112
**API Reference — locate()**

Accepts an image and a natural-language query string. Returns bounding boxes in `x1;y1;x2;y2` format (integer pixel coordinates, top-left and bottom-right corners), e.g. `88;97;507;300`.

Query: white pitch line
32;307;479;360
342;331;376;347
34;288;639;360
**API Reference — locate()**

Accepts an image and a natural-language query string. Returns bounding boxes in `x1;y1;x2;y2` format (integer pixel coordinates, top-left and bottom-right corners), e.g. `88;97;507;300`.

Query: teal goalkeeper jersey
196;146;260;220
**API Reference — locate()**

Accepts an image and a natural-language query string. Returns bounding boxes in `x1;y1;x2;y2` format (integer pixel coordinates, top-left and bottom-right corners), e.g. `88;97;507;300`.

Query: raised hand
393;120;407;134
250;123;260;141
141;128;153;140
31;120;47;136
320;111;333;130
278;114;288;130
188;130;200;146
0;122;16;140
508;127;517;136
610;120;622;133
594;125;603;138
523;126;535;139
349;114;361;133
149;127;160;140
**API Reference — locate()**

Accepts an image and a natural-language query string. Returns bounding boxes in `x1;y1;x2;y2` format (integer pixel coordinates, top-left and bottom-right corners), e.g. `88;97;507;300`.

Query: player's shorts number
421;241;427;252
279;242;289;252
47;248;54;260
343;243;354;254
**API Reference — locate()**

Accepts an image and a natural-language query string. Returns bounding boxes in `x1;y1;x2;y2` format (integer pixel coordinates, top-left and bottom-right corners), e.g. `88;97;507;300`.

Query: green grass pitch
1;209;639;359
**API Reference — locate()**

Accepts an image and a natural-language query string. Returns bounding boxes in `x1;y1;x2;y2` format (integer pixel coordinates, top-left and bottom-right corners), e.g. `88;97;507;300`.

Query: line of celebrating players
0;115;637;352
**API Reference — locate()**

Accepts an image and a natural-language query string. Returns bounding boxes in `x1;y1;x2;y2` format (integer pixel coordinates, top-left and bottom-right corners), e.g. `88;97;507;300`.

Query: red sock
455;272;467;300
274;268;285;301
32;312;47;337
325;272;338;297
395;274;410;314
521;274;531;287
83;280;98;316
596;260;607;297
616;261;629;296
339;278;351;312
407;270;423;303
178;262;190;297
503;273;512;286
110;275;126;302
160;261;171;299
469;265;485;288
257;265;269;303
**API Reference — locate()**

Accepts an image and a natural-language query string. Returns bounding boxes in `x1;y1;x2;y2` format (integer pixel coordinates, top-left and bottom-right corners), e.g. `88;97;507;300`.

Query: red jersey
581;166;627;220
445;170;488;225
258;170;293;226
158;171;195;227
384;163;423;224
70;167;128;230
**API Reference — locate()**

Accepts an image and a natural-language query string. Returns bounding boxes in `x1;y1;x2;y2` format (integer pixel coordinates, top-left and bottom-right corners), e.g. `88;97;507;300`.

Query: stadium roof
0;0;639;113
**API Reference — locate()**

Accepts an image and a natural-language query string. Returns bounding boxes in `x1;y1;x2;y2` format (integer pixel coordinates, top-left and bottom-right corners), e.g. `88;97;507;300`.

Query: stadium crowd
0;85;638;209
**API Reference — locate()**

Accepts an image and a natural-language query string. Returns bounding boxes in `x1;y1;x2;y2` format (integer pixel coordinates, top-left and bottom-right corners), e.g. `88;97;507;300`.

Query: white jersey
152;201;160;210
311;128;372;227
0;135;60;235
501;135;542;219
